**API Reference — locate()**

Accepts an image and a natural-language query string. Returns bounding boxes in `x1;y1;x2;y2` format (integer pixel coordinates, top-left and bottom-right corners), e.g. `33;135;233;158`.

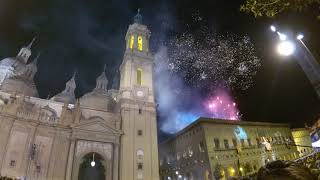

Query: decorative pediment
73;119;122;136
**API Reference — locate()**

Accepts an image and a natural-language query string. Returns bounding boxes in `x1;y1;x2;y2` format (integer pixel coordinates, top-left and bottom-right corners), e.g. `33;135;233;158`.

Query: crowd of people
237;152;320;180
0;176;18;180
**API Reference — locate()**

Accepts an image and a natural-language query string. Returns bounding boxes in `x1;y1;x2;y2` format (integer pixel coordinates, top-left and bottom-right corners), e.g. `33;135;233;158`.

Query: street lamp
270;25;276;32
277;32;287;41
277;41;295;56
91;153;96;167
297;34;304;40
270;25;320;99
270;25;298;56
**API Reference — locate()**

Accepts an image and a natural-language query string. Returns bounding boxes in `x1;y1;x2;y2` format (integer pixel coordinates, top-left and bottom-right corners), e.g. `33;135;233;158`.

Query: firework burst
166;28;261;91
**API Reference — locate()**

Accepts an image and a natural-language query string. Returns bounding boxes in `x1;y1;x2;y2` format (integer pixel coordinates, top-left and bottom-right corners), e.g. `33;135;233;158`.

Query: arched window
130;35;135;49
138;36;143;51
137;68;142;86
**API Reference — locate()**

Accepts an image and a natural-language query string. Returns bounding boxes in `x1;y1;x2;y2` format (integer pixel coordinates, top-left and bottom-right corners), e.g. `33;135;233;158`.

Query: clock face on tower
133;86;148;100
136;90;144;97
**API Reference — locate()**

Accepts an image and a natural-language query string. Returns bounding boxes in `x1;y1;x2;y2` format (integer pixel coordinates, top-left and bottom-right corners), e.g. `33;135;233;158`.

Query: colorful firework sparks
205;89;241;120
166;28;261;91
155;13;261;133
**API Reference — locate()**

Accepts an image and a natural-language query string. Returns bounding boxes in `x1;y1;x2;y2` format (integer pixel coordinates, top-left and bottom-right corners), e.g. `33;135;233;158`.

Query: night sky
0;0;320;137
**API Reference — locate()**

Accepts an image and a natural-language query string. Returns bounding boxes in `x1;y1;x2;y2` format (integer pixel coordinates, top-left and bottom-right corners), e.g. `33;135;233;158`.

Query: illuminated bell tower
119;9;160;180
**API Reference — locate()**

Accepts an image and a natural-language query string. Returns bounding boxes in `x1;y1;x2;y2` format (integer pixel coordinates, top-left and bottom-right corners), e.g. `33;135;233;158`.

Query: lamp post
270;25;320;98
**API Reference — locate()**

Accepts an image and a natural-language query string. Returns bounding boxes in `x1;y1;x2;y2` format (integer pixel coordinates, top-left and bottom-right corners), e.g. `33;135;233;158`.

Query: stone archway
72;141;113;180
78;153;106;180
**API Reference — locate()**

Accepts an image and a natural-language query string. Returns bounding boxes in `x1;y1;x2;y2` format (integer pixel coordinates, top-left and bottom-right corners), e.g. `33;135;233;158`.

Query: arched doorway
78;153;106;180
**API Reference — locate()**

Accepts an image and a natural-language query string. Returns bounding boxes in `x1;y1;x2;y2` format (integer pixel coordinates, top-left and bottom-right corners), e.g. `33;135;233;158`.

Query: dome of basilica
80;90;116;111
0;39;39;97
80;67;116;111
0;57;21;67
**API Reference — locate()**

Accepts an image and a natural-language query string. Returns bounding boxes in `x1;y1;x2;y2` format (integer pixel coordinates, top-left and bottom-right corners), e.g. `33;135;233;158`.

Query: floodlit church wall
119;59;132;90
29;135;54;179
0;12;160;180
119;106;134;179
1;128;29;177
0;117;13;166
1;79;38;97
28;96;71;118
0;115;72;179
80;108;120;128
46;134;70;180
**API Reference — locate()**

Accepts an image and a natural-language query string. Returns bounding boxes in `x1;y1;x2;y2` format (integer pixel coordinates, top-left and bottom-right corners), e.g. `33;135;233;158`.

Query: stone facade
291;128;314;157
0;11;159;180
159;118;299;180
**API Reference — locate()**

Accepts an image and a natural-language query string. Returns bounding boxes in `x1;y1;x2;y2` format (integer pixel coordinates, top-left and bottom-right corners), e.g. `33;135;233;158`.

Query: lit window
130;35;134;49
137;68;142;86
138;36;143;51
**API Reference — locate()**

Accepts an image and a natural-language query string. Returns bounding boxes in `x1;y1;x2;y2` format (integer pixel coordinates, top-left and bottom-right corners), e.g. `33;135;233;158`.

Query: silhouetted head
257;160;315;180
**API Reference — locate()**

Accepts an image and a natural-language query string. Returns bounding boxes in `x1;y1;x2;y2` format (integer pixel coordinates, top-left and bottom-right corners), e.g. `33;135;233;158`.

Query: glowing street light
277;32;287;41
269;24;320;99
297;34;304;40
91;153;96;167
277;41;295;56
270;25;276;32
270;25;286;41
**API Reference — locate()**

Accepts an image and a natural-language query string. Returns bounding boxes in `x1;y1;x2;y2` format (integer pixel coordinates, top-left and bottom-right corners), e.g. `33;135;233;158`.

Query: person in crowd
257;160;316;180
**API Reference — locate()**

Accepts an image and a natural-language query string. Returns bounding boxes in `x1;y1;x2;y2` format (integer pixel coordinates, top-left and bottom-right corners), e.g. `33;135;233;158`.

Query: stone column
113;143;120;180
66;139;76;180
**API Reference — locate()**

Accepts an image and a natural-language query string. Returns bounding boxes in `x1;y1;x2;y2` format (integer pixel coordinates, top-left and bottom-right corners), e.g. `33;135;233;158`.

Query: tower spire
16;38;36;63
133;8;142;24
103;64;107;72
27;37;36;49
50;69;77;104
72;69;77;80
95;65;108;91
